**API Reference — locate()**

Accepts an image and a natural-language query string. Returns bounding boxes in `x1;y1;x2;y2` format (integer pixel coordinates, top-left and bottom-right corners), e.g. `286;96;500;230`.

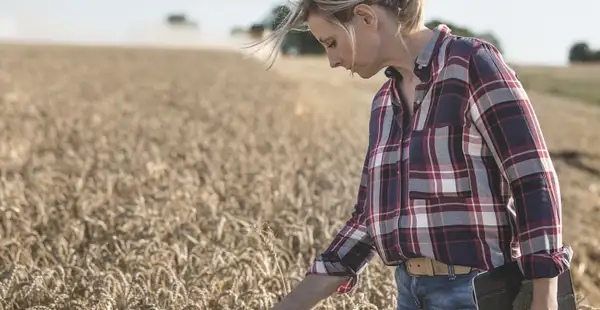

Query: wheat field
0;44;599;309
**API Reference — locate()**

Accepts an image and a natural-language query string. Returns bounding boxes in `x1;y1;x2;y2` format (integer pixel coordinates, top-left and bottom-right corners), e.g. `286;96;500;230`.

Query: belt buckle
406;257;434;276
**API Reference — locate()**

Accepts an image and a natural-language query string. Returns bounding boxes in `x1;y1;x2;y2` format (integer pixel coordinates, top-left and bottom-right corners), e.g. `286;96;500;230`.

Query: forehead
306;12;342;38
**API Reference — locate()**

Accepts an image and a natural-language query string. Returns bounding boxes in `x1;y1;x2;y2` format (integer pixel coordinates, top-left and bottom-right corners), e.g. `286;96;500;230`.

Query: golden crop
0;44;598;309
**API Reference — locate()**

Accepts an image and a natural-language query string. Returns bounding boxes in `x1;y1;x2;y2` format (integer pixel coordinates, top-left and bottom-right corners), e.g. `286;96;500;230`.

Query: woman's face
306;5;384;79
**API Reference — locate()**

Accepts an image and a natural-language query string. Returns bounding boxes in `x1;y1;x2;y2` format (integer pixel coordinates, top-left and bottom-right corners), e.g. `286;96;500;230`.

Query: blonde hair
248;0;424;69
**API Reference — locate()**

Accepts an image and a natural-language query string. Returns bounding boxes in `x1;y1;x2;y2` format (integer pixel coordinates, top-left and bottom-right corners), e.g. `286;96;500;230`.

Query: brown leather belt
406;257;476;276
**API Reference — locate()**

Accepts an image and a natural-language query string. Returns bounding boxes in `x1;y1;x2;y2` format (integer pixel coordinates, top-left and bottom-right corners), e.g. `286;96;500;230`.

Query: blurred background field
1;1;599;309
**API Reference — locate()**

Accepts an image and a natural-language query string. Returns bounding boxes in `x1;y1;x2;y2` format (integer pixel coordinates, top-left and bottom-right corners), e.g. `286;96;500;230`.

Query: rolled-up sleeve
466;42;573;279
306;150;376;293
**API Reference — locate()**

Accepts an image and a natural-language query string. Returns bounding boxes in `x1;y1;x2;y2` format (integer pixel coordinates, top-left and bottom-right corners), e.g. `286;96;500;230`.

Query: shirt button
415;100;421;105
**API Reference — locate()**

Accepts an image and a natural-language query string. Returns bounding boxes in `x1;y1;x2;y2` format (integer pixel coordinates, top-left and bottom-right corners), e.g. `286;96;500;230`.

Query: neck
381;25;433;79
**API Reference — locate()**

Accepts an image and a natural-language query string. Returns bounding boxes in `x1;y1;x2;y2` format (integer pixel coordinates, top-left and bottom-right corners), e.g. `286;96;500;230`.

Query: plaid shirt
307;24;573;294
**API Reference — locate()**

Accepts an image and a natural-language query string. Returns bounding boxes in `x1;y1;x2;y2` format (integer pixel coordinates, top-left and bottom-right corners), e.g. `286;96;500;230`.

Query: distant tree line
240;5;505;57
165;13;199;29
425;20;503;54
568;42;600;63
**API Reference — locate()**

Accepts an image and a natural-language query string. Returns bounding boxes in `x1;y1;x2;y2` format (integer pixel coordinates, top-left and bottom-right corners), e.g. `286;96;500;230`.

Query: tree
426;20;503;53
257;4;324;56
569;42;593;63
270;5;291;30
165;13;198;28
567;41;600;63
248;23;266;39
253;9;508;57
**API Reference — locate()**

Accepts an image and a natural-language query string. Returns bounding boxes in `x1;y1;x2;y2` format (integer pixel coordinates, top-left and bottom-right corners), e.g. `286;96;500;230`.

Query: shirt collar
384;24;452;80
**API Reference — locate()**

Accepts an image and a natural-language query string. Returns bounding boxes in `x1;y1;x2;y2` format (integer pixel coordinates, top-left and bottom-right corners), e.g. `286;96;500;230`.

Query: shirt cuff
306;256;362;294
517;244;574;279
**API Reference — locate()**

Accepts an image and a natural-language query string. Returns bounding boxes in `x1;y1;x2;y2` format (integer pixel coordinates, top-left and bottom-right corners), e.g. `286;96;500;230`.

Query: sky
0;0;598;66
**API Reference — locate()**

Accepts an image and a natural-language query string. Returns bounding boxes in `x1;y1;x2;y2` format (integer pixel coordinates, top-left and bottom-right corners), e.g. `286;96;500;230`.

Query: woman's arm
270;275;350;310
271;149;376;309
466;41;573;307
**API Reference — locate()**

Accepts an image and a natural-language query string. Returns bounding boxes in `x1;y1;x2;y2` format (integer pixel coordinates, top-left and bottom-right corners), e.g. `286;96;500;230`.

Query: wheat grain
0;44;598;310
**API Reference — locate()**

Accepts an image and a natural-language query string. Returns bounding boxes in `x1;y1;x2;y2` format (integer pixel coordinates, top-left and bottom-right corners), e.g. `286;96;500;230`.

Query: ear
353;4;378;28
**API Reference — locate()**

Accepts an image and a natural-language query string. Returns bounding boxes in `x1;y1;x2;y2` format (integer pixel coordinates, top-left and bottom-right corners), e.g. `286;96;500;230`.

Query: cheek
352;35;378;64
334;40;352;60
353;44;374;64
341;41;362;63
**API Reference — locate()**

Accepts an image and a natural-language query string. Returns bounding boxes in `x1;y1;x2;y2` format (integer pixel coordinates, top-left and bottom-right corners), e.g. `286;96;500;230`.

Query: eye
327;40;337;48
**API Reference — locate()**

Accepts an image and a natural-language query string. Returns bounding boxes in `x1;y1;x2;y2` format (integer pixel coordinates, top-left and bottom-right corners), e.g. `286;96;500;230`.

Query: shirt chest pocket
407;125;472;199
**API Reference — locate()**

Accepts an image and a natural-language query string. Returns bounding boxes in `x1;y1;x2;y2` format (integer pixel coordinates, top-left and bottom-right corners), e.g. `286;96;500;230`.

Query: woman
256;0;573;309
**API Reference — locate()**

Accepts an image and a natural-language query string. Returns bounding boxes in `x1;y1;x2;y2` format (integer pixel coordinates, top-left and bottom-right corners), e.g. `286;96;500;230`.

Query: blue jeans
395;263;480;310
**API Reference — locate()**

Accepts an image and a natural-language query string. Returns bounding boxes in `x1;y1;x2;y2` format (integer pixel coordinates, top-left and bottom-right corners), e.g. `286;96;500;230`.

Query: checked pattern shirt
307;24;573;293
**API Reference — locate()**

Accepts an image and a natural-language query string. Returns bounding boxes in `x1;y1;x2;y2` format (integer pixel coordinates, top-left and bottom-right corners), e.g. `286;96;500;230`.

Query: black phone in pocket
473;261;577;310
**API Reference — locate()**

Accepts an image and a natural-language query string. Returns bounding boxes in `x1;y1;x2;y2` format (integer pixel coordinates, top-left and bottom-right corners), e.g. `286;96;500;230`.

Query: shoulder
440;33;502;62
439;34;518;85
438;34;510;71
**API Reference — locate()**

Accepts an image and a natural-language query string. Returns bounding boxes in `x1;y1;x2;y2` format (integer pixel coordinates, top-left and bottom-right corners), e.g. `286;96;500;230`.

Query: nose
328;55;341;69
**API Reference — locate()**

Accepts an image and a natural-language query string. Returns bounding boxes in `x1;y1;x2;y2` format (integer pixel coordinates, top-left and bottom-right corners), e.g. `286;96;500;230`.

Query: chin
354;69;377;79
351;65;379;79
